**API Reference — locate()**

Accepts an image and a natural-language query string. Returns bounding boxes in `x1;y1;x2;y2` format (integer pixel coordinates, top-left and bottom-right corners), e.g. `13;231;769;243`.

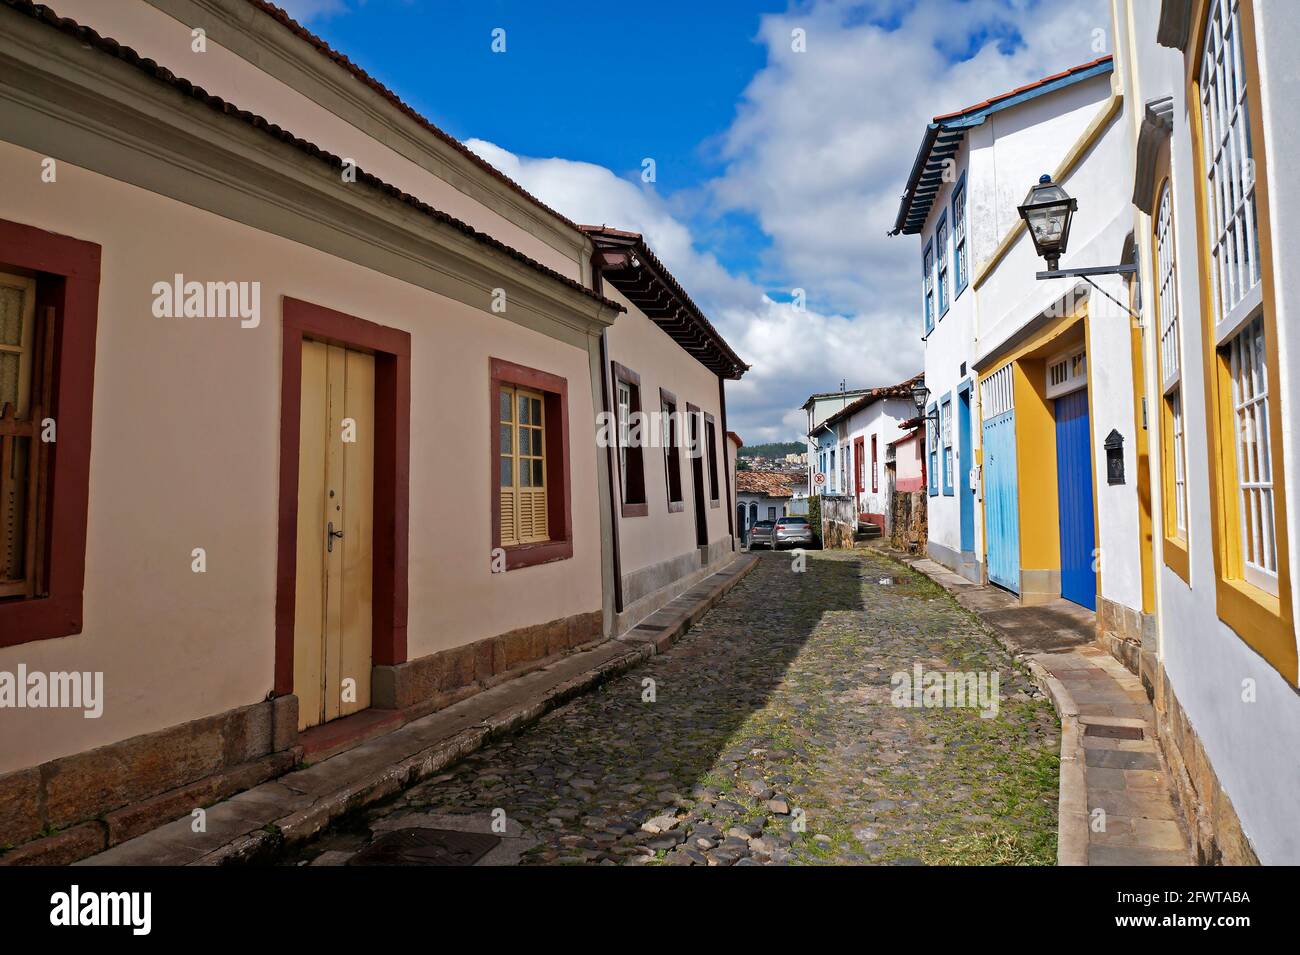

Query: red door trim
274;297;411;696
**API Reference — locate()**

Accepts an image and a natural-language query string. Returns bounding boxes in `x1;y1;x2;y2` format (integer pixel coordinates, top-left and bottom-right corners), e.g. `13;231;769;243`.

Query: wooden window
0;220;100;650
705;413;720;505
767;506;776;521
927;404;939;497
660;388;684;511
1198;0;1275;595
922;240;935;333
1190;0;1293;682
1154;183;1189;545
952;177;969;295
941;396;954;495
871;435;878;493
1;270;51;600
490;358;572;570
611;361;647;517
1200;0;1260;339
1226;317;1274;590
936;214;950;316
499;385;548;546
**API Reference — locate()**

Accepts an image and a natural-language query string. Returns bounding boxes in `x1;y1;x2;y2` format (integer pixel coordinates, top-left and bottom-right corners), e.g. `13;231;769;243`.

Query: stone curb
154;554;758;866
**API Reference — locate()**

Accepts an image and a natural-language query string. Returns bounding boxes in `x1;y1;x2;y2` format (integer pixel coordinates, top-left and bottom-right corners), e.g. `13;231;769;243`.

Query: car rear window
778;517;808;525
755;521;775;528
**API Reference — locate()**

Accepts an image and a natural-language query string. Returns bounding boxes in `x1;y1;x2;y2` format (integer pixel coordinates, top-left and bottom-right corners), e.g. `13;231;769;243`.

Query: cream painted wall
0;141;602;773
51;0;582;280
603;285;731;578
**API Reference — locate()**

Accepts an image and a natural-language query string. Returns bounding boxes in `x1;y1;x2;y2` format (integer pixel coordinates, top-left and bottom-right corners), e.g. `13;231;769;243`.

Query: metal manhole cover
1084;723;1144;740
348;828;501;866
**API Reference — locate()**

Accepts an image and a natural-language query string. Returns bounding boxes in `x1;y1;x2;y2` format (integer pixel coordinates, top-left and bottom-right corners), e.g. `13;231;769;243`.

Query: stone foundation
1151;661;1259;865
0;694;299;861
371;609;603;712
1096;595;1159;697
1;608;607;864
614;538;735;635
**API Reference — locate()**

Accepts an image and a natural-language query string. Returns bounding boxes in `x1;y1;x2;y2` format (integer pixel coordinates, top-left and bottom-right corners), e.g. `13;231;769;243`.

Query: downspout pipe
598;328;624;615
719;374;736;551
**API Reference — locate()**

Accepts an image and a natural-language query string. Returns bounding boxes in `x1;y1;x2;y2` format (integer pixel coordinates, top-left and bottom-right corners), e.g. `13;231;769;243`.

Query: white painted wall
1119;0;1300;864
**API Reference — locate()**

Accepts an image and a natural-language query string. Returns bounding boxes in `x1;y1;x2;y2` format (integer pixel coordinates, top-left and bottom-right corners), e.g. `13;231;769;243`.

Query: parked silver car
773;516;815;549
747;520;776;549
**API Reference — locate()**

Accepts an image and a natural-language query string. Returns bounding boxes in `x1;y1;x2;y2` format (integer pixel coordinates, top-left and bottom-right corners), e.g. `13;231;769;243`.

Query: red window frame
871;435;879;493
490;357;573;570
0;218;100;649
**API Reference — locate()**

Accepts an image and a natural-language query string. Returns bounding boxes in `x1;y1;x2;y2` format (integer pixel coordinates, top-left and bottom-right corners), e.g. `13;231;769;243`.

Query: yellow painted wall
1013;358;1061;573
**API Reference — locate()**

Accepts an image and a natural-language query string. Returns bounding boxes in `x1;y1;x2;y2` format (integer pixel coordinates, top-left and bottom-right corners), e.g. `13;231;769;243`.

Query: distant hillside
740;441;804;458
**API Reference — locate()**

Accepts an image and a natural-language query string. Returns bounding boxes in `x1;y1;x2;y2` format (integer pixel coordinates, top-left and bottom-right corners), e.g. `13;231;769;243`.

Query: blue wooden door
958;388;975;553
1055;389;1096;610
983;410;1020;593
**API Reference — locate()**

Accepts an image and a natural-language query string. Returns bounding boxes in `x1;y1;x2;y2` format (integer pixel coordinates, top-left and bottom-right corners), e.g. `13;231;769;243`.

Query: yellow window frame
1187;0;1295;684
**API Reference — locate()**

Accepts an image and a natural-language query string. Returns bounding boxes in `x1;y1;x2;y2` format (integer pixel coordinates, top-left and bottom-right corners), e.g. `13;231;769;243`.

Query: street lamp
1017;173;1138;286
910;380;937;424
1017;174;1076;272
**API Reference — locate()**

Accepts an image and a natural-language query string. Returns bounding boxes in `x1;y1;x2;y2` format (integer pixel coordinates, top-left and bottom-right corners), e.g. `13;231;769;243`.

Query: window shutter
500;486;516;546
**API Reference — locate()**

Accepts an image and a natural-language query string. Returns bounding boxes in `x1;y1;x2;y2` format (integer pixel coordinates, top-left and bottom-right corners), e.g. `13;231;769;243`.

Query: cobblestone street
289;550;1061;866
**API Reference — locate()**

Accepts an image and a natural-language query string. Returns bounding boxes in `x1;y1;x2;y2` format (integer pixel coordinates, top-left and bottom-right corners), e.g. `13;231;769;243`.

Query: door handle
327;521;345;552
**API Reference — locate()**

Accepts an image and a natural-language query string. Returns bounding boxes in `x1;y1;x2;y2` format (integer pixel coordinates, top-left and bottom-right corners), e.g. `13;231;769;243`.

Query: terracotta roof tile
736;471;801;498
821;372;923;429
932;56;1113;122
5;0;622;312
243;0;584;235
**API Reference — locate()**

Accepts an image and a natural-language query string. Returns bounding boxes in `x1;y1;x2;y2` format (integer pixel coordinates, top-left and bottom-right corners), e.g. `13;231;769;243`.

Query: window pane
1;436;29;581
0;284;24;347
531;397;542;424
499;424;511;454
0;352;18;410
519;426;531;456
533;459;544;487
499;457;512;487
518;394;530;425
499;389;512;422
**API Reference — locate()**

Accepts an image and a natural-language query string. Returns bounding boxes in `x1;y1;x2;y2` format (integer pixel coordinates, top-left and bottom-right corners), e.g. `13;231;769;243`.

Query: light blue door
1055;389;1097;610
958;387;975;553
983;410;1020;593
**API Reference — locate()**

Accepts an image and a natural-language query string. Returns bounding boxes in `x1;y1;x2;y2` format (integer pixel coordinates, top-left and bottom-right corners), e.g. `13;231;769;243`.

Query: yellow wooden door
293;341;374;730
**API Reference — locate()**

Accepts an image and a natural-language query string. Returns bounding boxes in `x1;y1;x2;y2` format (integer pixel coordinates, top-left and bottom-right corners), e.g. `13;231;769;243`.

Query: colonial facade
802;386;872;496
1117;0;1299;864
899;0;1300;863
816;375;921;533
0;0;743;862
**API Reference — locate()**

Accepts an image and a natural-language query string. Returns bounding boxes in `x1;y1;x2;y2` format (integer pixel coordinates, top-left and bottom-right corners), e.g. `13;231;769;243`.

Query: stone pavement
900;553;1192;866
79;554;757;865
282;550;1061;866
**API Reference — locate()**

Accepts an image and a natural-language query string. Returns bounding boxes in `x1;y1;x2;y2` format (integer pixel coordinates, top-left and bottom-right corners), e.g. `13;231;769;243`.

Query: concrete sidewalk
77;555;757;866
897;552;1191;866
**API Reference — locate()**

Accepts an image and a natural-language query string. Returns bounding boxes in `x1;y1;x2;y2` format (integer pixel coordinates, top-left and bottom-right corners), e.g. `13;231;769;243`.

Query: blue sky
281;0;1110;440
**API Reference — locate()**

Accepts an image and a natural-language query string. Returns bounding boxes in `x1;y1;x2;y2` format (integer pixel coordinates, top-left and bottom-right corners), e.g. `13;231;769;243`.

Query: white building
1116;0;1300;864
893;56;1119;589
802;387;873;496
896;0;1300;863
817;376;921;531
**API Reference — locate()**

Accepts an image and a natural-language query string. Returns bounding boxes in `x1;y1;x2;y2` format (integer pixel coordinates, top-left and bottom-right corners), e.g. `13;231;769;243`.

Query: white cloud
272;0;351;22
464;0;1110;442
